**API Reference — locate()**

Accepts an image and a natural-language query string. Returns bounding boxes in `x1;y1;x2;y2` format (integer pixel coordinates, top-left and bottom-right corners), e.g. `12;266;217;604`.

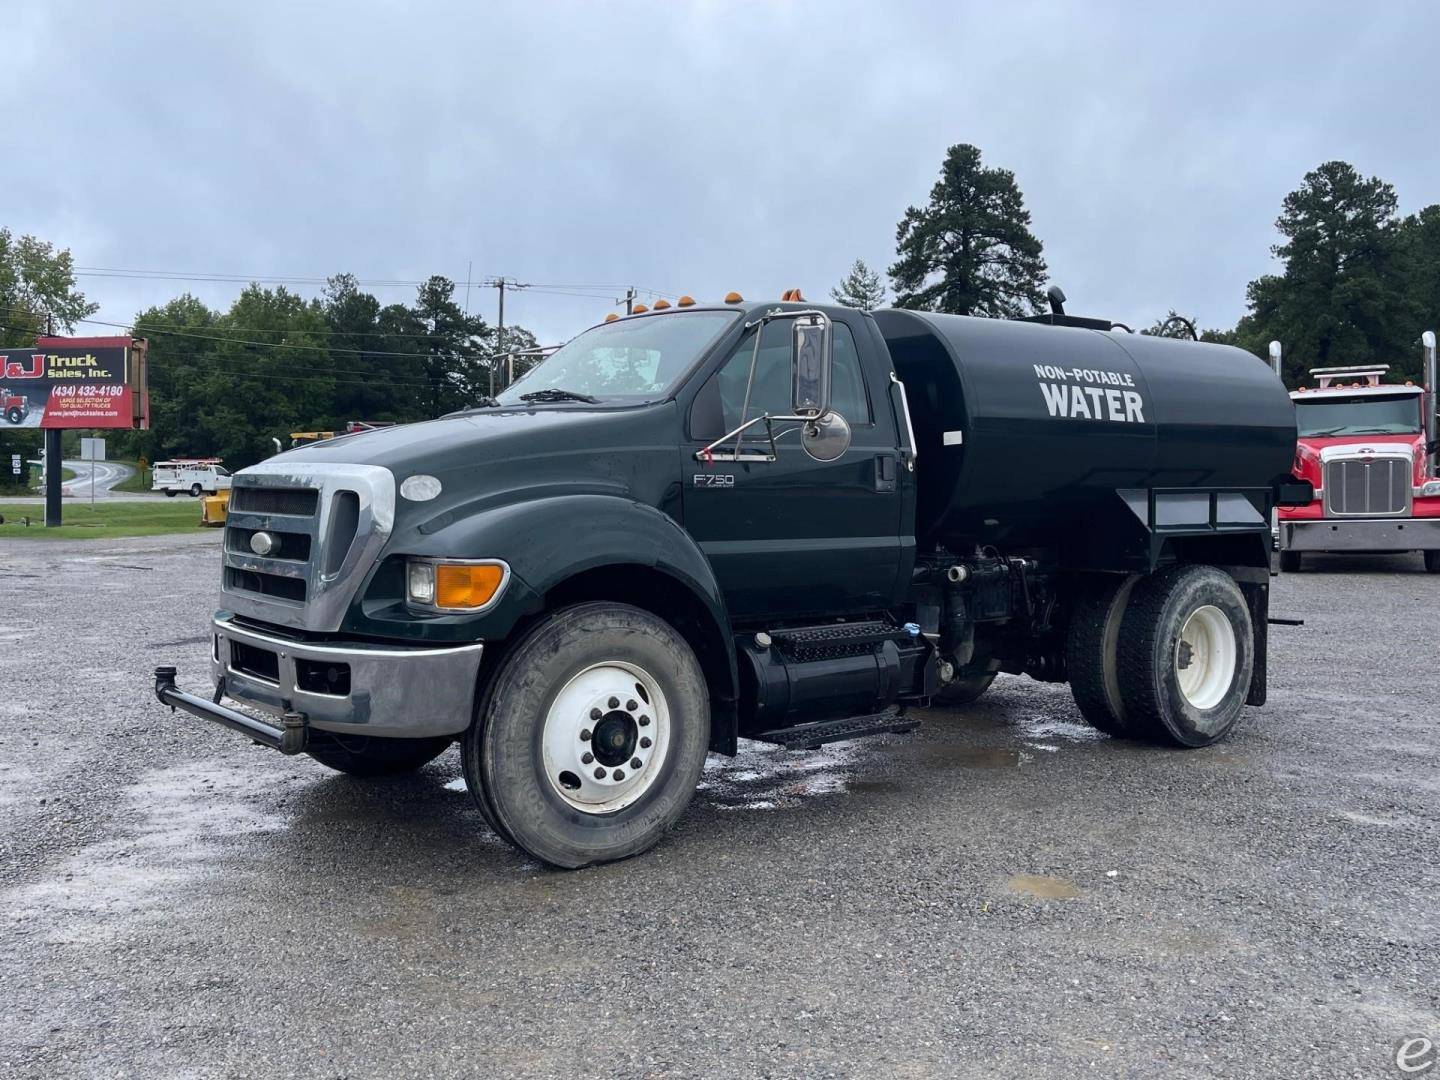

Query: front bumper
1278;517;1440;553
203;612;484;738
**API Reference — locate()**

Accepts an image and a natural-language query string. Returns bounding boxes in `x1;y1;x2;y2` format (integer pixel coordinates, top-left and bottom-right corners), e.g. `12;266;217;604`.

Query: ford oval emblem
249;531;277;556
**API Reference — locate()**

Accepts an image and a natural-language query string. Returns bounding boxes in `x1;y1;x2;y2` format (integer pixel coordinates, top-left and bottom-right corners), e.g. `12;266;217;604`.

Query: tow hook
154;666;310;755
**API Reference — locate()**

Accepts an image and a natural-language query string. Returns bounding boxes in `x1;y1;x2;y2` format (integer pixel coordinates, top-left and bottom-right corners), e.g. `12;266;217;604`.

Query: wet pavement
1;536;1437;1078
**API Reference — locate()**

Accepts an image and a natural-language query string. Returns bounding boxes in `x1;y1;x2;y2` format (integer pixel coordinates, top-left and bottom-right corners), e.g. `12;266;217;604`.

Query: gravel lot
1;534;1436;1078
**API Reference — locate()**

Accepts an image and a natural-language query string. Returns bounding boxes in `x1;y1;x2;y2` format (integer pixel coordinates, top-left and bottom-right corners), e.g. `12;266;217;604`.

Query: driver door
682;316;903;622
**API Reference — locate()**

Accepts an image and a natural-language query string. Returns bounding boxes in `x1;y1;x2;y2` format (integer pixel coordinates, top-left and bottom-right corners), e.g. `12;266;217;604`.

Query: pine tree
830;259;886;311
888;144;1047;318
1233;161;1417;383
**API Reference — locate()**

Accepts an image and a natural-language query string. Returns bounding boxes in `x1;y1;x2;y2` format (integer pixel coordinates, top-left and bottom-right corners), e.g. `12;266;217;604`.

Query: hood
1294;432;1430;488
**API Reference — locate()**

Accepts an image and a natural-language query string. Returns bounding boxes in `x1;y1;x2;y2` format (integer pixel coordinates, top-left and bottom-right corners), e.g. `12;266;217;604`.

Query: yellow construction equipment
200;490;230;527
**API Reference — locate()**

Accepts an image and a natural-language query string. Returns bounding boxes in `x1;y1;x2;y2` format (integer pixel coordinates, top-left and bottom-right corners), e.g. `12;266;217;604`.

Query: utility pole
618;286;636;315
480;277;527;390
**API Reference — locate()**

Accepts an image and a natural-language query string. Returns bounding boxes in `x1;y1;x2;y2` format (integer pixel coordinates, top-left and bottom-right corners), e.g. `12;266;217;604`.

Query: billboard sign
0;336;149;430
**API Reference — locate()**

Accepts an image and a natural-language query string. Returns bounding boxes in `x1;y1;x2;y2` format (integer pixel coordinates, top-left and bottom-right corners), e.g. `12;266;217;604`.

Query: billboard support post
44;428;61;527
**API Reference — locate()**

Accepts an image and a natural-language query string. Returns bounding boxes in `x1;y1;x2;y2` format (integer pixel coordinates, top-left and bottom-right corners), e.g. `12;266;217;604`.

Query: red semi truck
2;388;29;425
1276;332;1440;572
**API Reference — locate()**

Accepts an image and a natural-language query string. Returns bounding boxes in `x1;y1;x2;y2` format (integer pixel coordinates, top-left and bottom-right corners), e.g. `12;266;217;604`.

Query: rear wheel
306;732;451;777
463;602;710;869
1425;550;1440;573
1066;574;1140;736
1279;550;1302;573
1116;565;1253;748
163;488;178;497
189;483;202;497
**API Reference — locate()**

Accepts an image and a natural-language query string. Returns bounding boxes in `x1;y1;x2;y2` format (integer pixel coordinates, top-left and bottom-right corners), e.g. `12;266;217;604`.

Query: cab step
769;620;911;652
752;710;919;751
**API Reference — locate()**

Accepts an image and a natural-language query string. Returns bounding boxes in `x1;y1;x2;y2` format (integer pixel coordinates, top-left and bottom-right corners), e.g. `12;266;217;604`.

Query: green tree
410;276;490;415
1399;205;1440;345
889;144;1047;318
0;228;97;345
1233;161;1417;384
830;258;886;311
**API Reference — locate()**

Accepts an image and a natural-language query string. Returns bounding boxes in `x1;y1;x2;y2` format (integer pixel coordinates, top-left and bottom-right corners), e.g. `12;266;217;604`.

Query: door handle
874;454;897;492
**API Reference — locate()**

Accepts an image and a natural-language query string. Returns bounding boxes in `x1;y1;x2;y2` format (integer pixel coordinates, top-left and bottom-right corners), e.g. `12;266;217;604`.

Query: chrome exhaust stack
1268;340;1282;378
1424;331;1437;474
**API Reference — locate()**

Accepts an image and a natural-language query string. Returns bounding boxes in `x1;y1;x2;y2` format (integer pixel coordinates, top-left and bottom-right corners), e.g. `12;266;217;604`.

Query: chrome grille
219;463;395;632
1323;456;1410;517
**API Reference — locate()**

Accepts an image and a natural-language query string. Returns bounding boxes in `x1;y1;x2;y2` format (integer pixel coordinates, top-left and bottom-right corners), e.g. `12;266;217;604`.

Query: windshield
495;310;739;405
1296;395;1422;437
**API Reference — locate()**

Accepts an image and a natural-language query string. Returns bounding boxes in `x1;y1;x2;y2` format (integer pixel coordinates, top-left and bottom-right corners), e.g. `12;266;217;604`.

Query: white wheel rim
1175;604;1237;710
540;661;671;814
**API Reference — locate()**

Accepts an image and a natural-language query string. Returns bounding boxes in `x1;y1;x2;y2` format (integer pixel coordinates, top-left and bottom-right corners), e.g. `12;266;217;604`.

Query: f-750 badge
693;474;735;487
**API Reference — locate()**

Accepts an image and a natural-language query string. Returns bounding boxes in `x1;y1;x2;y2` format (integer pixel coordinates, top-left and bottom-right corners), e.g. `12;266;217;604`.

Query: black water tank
871;310;1297;548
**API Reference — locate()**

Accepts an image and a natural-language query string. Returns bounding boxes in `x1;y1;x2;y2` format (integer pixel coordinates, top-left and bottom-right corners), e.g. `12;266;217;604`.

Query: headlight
400;474;443;502
406;559;509;611
1420;481;1440;498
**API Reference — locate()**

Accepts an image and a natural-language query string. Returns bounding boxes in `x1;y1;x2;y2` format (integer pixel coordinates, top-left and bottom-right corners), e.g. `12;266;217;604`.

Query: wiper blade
519;387;600;404
442;396;501;417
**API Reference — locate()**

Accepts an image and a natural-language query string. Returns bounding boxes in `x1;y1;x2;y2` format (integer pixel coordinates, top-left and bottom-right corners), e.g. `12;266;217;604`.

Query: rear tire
1116;565;1253;748
164;488;177;497
1066;574;1140;736
463;602;710;869
1425;550;1440;573
306;732;451;777
189;483;202;497
1279;550;1302;573
932;672;995;706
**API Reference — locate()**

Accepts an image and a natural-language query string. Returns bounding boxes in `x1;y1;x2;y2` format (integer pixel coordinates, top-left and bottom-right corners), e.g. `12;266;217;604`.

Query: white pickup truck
152;460;232;497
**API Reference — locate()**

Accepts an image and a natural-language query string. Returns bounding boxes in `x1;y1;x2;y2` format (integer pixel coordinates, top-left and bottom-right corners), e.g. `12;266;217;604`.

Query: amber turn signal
434;563;506;610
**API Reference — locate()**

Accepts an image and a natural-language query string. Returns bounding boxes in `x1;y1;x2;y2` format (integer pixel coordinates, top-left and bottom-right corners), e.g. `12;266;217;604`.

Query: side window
692;320;871;440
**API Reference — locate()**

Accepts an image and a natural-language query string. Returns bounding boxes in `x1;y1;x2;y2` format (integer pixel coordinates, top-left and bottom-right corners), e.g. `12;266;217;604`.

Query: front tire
4;407;21;425
1279;550;1302;573
1116;565;1254;748
306;732;451;776
464;602;710;869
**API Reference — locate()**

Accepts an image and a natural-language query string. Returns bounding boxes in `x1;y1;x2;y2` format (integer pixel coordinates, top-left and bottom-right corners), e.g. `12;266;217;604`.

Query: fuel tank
871;310;1297;551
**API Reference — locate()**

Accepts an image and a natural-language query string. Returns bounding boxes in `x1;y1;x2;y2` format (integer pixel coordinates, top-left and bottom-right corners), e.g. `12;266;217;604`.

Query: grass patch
110;460;152;494
0;499;210;540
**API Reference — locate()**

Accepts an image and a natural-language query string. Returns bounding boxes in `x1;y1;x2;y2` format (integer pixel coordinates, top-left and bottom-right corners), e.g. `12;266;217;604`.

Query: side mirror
791;314;833;418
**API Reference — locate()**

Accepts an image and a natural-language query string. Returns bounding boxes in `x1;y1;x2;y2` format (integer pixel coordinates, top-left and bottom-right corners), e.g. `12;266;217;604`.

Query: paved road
60;458;135;499
0;537;1436;1078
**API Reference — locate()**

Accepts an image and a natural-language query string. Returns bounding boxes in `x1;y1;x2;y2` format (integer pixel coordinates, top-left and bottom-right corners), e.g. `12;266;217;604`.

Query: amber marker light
605;313;620;322
724;291;743;304
653;298;671;310
633;303;649;314
677;296;696;307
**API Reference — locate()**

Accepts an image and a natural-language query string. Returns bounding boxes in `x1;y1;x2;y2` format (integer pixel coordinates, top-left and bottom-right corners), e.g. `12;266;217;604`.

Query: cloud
8;0;1440;342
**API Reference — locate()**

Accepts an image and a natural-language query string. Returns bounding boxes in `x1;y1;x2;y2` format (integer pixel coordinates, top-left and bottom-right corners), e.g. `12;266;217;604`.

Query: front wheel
1424;550;1440;573
4;407;21;425
1116;565;1254;748
464;602;711;868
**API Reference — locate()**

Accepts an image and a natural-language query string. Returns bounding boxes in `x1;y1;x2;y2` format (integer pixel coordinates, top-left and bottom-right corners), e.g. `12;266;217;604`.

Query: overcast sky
7;0;1440;345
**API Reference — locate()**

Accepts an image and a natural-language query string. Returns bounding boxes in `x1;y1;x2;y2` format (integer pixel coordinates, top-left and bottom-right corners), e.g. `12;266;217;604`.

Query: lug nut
640;736;652;748
594;767;607;779
626;699;638;711
590;707;602;721
613;769;625;781
580;728;592;741
582;752;594;764
608;696;619;708
638;715;650;727
630;757;642;769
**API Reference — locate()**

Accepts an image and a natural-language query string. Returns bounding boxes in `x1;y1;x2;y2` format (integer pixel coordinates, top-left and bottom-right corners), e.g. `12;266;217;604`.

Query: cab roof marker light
604;313;620;322
652;299;671;310
632;303;649;314
724;291;743;304
677;295;696;307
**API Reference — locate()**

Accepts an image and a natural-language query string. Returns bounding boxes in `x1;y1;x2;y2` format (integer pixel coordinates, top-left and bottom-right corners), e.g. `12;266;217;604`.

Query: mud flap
1244;584;1267;707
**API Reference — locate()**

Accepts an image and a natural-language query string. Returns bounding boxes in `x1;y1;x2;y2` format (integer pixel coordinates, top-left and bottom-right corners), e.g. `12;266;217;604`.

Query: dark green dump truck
156;291;1303;867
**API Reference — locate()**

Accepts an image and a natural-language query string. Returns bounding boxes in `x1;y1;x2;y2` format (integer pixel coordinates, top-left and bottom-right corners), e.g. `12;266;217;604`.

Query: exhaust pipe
1268;340;1282;378
1424;330;1437;473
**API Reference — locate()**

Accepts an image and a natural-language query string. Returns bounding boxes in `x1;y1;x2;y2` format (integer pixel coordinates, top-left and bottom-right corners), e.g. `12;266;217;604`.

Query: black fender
390;494;740;751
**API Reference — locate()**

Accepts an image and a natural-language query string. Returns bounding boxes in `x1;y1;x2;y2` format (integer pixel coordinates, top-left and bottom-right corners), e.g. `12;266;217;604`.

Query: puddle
911;743;1026;769
7;764;294;942
700;738;865;811
1006;873;1083;899
1014;714;1105;754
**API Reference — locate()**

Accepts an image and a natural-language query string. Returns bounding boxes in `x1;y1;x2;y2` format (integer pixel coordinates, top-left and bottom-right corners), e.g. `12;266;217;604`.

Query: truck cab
156;290;1300;868
1276;334;1440;572
1;388;29;425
